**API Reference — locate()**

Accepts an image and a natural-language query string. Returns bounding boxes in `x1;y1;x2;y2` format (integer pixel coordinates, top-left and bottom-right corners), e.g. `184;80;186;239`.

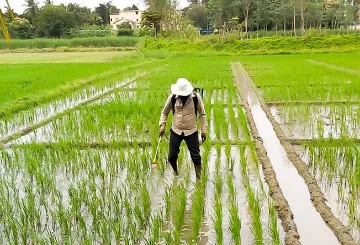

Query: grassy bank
0;36;139;50
141;34;360;54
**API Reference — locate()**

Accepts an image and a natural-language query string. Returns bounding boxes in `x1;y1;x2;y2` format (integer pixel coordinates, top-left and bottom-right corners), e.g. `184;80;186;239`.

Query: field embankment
0;36;139;50
141;34;360;54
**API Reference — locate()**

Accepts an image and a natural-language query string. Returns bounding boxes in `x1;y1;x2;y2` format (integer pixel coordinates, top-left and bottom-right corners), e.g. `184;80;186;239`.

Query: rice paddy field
0;51;359;245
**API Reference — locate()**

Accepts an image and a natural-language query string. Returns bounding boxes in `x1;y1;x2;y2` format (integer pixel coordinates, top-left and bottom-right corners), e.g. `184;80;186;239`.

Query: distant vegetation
141;34;360;54
0;36;139;50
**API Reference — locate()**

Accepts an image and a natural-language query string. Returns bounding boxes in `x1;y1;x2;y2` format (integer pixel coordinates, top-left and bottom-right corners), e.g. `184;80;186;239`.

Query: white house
110;10;143;29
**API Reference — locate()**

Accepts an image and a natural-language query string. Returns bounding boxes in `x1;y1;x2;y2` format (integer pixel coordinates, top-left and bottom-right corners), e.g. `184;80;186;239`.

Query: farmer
159;78;207;179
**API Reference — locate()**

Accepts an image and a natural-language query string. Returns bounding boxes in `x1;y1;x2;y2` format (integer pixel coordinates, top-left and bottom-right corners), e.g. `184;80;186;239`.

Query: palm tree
23;0;39;24
0;0;14;42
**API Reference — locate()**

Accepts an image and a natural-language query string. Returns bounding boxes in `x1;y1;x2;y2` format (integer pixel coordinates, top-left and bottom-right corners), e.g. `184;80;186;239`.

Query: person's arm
159;95;173;134
197;94;207;140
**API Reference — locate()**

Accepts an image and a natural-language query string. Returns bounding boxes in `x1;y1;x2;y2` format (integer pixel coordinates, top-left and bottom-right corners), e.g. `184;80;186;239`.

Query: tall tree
65;3;95;26
124;4;139;10
23;0;39;24
106;1;120;13
95;4;110;24
35;4;77;37
186;4;209;28
240;0;251;35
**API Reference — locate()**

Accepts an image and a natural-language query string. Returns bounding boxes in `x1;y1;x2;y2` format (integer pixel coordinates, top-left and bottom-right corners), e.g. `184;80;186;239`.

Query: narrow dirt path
232;61;356;245
308;60;360;75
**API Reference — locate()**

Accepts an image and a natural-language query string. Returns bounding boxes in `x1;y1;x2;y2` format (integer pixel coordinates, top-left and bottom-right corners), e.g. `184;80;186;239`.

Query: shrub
134;27;153;37
8;18;34;39
117;28;134;36
117;21;132;29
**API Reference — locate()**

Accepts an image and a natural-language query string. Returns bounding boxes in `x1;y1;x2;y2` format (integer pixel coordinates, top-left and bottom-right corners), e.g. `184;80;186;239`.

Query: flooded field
1;52;359;244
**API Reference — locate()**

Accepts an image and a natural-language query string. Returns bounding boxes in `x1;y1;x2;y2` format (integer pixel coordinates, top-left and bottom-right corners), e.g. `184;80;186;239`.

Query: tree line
144;0;360;37
1;0;138;38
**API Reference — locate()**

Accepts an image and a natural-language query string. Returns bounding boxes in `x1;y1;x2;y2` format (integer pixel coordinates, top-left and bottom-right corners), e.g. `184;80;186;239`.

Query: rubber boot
169;161;179;176
194;164;201;180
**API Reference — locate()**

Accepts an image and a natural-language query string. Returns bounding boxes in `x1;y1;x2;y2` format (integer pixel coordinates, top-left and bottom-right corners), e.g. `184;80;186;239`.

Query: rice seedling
227;172;241;245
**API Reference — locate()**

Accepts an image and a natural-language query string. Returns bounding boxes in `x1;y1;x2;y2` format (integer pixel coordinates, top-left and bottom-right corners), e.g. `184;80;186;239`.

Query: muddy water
240;75;340;244
270;105;360;140
0;75;144;146
294;146;360;242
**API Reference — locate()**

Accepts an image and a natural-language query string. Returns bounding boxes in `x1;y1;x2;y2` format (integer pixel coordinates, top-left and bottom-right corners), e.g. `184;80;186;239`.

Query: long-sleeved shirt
159;93;207;136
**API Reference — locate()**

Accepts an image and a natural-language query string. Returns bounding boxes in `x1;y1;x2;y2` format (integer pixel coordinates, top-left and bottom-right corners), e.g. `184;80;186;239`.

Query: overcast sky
8;0;189;14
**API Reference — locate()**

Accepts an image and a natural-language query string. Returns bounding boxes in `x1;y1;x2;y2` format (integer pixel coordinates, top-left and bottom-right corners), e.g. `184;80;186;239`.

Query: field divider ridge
289;138;360;147
231;62;301;245
3;140;254;150
236;61;356;245
267;100;360;106
308;59;360;75
256;83;359;88
0;64;168;146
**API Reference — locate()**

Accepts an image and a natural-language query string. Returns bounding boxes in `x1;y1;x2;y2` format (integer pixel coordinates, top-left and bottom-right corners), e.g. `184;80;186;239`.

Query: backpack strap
193;93;199;118
171;94;176;115
172;93;199;118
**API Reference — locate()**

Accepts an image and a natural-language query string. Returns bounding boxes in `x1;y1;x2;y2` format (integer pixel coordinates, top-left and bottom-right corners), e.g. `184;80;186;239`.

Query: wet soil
233;62;356;245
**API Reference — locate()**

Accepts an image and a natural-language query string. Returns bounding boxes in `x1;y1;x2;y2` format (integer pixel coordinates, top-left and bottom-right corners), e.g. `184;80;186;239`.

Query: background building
110;10;143;29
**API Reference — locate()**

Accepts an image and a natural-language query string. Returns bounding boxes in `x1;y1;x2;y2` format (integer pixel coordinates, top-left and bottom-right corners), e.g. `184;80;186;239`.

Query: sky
8;0;189;14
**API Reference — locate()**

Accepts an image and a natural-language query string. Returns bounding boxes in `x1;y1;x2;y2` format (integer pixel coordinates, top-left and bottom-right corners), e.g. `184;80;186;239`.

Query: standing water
233;63;340;245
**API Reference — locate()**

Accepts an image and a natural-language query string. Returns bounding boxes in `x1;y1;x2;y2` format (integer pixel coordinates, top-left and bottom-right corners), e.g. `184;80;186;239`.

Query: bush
134;27;153;37
117;28;134;36
117;21;132;29
9;18;34;39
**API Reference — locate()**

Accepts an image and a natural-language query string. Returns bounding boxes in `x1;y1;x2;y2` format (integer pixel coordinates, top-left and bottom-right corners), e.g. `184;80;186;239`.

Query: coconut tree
23;0;39;24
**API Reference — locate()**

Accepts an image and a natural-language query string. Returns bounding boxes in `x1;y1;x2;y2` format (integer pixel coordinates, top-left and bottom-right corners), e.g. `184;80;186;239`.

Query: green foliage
95;4;109;25
124;4;139;11
117;28;134;36
35;5;77;38
133;27;153;37
0;36;139;49
185;4;209;28
118;21;132;29
69;25;111;38
141;10;163;34
9;18;34;39
142;34;360;54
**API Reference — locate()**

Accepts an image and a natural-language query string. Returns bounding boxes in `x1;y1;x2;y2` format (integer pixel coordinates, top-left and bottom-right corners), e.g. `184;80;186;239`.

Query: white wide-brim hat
171;78;194;96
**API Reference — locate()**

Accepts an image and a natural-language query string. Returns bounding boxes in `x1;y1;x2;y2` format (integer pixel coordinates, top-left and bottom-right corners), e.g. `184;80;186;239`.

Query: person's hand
159;127;165;137
201;133;206;143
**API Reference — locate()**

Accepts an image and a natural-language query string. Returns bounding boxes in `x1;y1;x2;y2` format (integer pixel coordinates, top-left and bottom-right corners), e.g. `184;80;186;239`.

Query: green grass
0;37;139;50
240;53;360;102
0;53;148;117
307;52;360;70
0;51;135;64
141;34;360;54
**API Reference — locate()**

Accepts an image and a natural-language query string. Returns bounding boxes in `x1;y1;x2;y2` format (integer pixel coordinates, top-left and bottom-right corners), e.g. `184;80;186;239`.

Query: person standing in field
159;78;207;179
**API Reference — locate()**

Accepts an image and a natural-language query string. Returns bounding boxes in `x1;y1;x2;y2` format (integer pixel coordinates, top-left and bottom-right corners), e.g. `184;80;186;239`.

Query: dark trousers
168;129;201;172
